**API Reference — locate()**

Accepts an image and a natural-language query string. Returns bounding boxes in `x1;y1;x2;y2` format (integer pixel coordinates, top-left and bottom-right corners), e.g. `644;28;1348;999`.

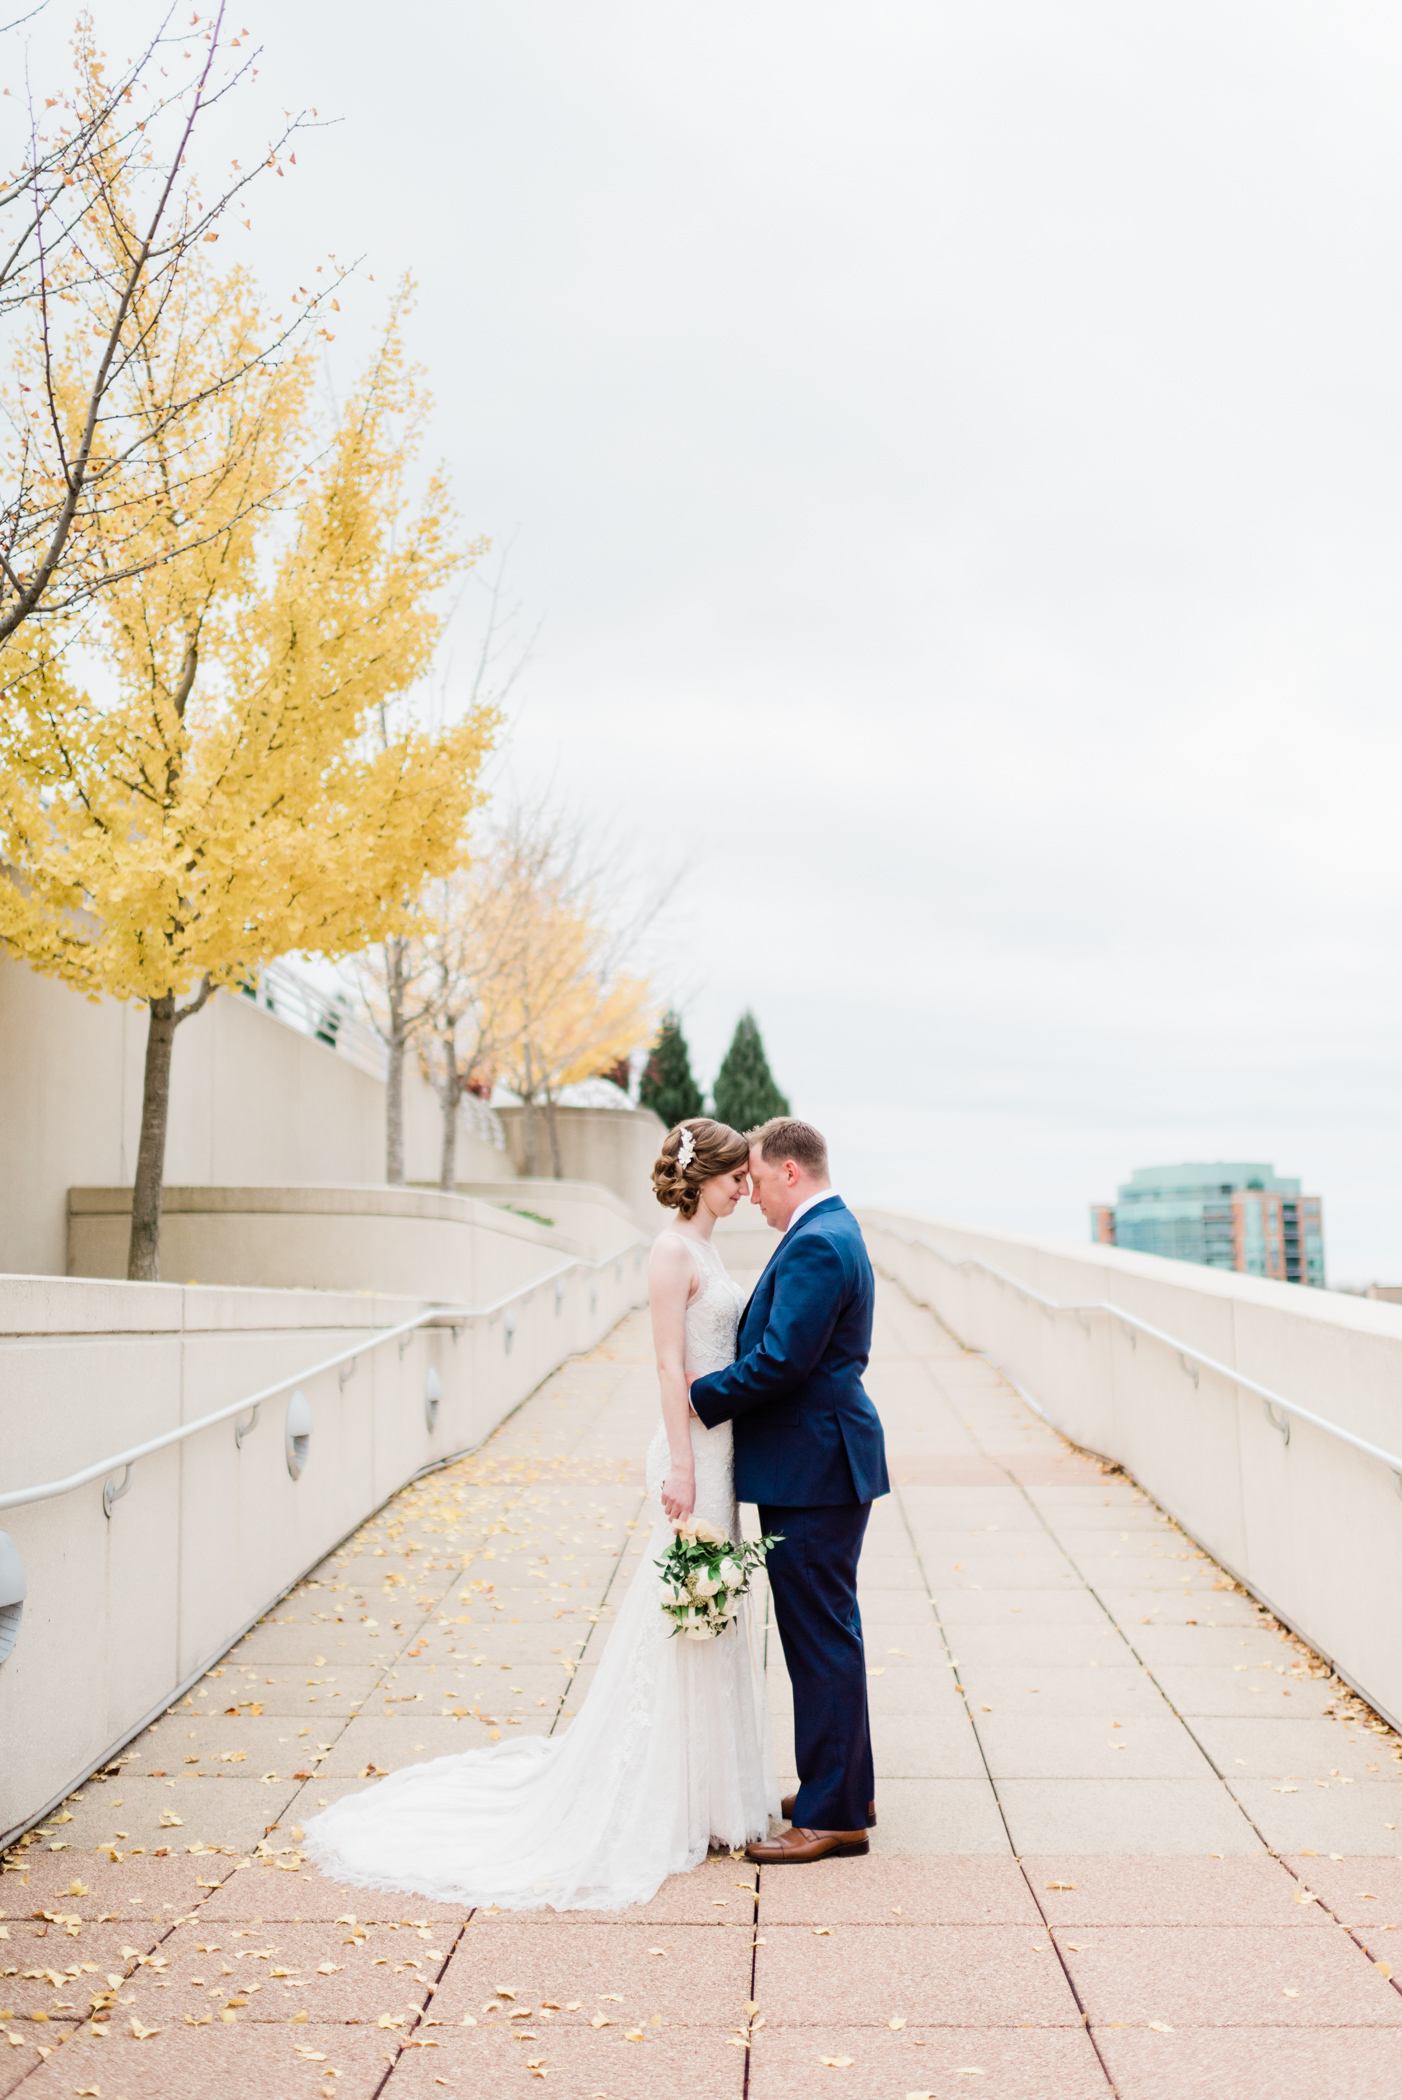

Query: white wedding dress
302;1232;777;1911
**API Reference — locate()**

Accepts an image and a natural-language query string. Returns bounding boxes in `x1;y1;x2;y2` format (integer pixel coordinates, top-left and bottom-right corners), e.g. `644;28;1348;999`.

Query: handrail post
102;1464;134;1518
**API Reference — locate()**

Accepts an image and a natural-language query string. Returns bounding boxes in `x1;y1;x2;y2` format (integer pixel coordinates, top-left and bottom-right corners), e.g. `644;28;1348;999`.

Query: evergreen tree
712;1010;790;1131
638;1011;703;1128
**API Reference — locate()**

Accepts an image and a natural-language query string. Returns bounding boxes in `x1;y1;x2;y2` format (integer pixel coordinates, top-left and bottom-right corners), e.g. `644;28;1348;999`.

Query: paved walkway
5;1274;1402;2099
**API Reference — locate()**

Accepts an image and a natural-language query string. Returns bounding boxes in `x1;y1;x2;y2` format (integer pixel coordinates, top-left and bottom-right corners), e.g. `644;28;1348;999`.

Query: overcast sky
19;2;1402;1281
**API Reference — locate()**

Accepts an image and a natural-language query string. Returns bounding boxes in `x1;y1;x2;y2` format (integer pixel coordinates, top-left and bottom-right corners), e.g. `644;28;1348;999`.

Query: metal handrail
0;1239;644;1515
865;1216;1402;1491
240;965;505;1149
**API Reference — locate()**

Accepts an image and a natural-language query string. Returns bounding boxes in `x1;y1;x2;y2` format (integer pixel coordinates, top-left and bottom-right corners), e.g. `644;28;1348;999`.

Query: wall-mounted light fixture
424;1366;442;1432
0;1533;25;1665
285;1390;313;1479
503;1309;517;1356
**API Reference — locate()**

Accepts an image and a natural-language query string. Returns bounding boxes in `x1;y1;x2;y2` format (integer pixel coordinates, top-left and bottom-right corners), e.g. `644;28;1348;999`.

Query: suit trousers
757;1500;874;1832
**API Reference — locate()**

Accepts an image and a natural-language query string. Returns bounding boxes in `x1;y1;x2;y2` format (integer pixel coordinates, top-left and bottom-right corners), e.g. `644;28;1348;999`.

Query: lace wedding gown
302;1232;777;1911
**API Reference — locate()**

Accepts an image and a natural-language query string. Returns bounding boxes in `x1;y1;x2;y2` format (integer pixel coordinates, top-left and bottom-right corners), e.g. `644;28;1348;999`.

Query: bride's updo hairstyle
652;1117;749;1220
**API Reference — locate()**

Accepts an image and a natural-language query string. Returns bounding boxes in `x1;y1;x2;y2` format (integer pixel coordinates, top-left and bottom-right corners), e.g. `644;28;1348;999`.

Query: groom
690;1117;888;1862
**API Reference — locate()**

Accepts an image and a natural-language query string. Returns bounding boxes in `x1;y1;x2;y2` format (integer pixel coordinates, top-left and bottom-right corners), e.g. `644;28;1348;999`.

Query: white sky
15;2;1402;1282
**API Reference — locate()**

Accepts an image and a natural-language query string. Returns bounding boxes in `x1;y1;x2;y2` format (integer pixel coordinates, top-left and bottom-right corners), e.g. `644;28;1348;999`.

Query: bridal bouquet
656;1518;782;1641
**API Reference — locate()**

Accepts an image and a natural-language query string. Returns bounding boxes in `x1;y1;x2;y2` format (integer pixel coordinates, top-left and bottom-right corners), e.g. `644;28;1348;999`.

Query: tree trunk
521;1096;539;1175
384;937;407;1184
438;1036;462;1191
546;1098;563;1178
386;1027;406;1184
128;994;178;1281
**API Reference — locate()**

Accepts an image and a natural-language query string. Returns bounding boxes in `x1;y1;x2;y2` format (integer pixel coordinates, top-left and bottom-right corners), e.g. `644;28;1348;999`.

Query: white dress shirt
784;1188;842;1234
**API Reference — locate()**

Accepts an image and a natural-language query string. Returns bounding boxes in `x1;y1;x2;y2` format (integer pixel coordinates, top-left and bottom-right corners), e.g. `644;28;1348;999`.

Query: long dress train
301;1232;777;1911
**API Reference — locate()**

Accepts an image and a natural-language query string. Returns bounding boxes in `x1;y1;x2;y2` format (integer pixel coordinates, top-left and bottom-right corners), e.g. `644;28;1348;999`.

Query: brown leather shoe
746;1826;870;1863
781;1793;877;1827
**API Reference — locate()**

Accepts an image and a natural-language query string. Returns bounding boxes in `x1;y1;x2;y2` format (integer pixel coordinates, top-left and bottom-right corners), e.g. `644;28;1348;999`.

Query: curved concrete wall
67;1181;641;1301
862;1206;1402;1732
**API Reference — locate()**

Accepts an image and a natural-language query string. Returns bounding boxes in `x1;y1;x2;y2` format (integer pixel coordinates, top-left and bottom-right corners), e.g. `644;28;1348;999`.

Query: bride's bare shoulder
649;1232;701;1297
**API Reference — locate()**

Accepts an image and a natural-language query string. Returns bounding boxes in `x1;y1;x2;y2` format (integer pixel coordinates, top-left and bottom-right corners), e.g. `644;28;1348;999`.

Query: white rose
717;1558;741;1586
685;1625;713;1641
693;1520;726;1547
691;1574;721;1599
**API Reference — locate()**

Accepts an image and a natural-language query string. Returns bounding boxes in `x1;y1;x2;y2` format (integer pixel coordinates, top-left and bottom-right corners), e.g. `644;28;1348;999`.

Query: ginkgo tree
0;268;496;1279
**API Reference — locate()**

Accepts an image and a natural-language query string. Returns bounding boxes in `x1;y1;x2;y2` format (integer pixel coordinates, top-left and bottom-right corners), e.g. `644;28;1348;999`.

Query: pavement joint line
889;1443;1122;2099
743;1863;759;2100
4;1853;245;2083
368;1907;474;2100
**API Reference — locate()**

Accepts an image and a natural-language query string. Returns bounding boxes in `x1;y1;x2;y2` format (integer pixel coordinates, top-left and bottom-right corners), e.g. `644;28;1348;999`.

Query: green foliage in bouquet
655;1517;783;1640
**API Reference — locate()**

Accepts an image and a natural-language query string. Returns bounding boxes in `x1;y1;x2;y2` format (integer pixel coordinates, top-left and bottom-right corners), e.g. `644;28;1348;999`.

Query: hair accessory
676;1126;696;1169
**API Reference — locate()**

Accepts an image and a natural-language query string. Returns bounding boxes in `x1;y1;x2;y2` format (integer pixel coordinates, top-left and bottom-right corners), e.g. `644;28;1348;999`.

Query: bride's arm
649;1236;697;1521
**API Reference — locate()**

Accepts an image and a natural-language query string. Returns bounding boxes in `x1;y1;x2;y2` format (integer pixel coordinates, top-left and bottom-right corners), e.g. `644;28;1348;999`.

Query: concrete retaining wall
861;1206;1402;1730
0;958;504;1281
0;1238;646;1846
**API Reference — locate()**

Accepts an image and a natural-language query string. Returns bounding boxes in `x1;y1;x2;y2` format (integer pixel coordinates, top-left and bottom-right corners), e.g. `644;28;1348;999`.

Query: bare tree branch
0;3;348;647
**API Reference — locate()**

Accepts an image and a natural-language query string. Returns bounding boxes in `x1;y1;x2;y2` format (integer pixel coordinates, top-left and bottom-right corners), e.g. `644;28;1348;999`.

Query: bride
302;1117;778;1911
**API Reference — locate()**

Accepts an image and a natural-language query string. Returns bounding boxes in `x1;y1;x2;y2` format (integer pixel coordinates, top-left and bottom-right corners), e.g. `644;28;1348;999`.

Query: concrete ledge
67;1183;640;1300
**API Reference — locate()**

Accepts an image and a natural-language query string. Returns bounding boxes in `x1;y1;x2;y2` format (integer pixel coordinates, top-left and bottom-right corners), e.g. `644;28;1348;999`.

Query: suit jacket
690;1196;889;1507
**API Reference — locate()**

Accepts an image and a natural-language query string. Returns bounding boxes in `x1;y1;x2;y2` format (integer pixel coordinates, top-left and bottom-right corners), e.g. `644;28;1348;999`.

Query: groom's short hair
750;1117;829;1180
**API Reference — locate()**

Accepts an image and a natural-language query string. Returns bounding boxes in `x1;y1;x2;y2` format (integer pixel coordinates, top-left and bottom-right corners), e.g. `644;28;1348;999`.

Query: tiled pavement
5;1274;1402;2098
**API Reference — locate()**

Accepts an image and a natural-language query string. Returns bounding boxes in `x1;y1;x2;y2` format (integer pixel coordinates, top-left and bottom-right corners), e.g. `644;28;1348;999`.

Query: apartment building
1090;1162;1325;1287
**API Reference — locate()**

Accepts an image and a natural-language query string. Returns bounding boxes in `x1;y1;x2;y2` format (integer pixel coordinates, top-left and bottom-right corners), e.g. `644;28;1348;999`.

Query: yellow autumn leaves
0;269;493;1012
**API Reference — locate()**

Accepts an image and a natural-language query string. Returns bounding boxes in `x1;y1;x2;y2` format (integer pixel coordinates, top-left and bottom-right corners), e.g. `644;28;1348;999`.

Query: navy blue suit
691;1197;888;1831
